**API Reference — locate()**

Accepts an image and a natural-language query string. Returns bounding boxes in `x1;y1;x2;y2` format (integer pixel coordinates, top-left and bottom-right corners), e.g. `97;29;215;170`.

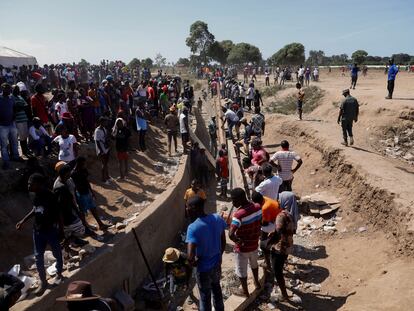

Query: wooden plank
223;267;265;311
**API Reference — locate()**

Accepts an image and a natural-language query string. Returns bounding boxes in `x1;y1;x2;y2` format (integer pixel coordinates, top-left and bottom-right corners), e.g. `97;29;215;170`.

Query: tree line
181;20;414;67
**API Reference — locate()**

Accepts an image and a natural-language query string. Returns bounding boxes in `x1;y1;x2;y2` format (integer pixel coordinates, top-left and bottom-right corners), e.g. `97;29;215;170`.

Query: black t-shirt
115;127;131;152
53;179;78;226
32;190;59;231
71;168;90;195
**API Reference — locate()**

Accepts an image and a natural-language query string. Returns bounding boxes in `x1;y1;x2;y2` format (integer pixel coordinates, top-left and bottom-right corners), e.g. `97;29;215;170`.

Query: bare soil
245;69;414;310
0;119;180;273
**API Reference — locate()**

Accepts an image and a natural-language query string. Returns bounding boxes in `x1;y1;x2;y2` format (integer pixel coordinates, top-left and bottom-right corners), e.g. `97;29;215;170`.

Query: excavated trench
275;120;413;255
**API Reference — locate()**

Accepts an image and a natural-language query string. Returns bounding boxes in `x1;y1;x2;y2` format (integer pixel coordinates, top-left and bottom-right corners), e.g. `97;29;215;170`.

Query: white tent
0;46;38;68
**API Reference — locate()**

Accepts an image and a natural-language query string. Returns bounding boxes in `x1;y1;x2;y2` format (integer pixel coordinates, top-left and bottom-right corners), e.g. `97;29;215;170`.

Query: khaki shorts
16;122;29;141
235;250;258;278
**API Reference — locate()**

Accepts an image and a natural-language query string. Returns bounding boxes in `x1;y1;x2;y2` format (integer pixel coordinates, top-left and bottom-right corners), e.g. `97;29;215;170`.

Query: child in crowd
71;157;109;231
52;126;78;167
112;118;131;180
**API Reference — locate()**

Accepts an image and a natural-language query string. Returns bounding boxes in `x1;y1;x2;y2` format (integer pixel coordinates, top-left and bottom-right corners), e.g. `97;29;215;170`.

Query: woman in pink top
250;137;268;166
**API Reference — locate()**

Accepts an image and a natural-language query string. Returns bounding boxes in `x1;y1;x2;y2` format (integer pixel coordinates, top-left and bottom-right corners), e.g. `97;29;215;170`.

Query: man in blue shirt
186;196;226;311
386;59;399;99
0;83;21;170
350;63;360;90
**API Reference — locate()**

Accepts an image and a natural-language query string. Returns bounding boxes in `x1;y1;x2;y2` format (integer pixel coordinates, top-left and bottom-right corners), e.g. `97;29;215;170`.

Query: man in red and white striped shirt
270;140;303;192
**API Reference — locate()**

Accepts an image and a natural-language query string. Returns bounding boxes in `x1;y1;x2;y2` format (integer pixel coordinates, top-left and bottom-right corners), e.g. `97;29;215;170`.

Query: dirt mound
274;119;413;255
265;86;324;115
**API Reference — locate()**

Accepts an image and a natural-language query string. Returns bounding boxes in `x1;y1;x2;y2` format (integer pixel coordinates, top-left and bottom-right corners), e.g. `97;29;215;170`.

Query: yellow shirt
184;188;207;202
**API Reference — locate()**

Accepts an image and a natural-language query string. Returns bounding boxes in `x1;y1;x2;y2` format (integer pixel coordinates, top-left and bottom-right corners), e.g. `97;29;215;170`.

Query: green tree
176;57;190;67
128;58;141;68
141;58;153;68
392;53;411;64
208;42;226;64
351;50;368;64
78;58;90;67
270;43;305;65
186;20;215;65
329;54;349;65
227;42;262;65
208;40;235;65
154;53;167;68
307;50;325;66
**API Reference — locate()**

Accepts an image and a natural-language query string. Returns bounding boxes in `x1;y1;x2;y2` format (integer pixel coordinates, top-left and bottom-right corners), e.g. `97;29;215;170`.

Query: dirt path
247;124;414;311
243;70;414;310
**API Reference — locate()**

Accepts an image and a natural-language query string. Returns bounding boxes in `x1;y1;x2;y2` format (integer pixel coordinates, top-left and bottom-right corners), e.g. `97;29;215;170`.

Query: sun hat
56;281;100;302
162;248;181;263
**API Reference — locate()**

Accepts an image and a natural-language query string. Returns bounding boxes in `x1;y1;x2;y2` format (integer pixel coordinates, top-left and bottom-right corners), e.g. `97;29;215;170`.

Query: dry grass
261;84;289;97
265;86;325;115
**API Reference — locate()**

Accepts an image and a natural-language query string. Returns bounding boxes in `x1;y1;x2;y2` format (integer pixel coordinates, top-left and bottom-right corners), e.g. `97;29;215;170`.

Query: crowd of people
0;61;197;171
0;60;201;310
0;57;399;311
166;71;305;311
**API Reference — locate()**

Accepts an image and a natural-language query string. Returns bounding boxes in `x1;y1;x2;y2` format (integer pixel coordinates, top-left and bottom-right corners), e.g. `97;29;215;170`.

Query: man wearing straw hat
162;247;192;290
56;280;115;311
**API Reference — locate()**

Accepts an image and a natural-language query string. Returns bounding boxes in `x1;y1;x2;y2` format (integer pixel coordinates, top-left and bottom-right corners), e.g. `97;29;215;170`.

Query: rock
310;284;321;292
394;136;399;145
82;245;96;254
323;226;337;232
381;270;388;275
301;268;313;275
315;184;320;188
403;153;414;161
302;216;315;225
116;222;127;230
79;249;87;259
267;302;277;310
358;226;367;233
291;295;302;304
66;262;80;271
288;279;300;288
115;196;125;203
69;256;81;263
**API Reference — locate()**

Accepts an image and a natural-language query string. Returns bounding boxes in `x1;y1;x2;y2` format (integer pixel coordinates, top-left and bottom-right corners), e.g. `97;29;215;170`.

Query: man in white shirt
29;117;52;156
298;65;305;85
255;163;282;200
94;117;111;183
270;140;303;192
222;107;239;140
179;107;189;154
246;84;255;111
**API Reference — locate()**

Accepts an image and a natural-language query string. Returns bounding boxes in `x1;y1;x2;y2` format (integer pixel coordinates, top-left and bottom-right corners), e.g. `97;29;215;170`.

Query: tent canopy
0;46;38;68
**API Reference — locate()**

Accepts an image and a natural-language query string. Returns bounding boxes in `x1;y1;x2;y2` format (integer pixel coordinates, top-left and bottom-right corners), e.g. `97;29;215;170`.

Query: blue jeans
196;264;224;311
33;227;63;283
0;124;19;163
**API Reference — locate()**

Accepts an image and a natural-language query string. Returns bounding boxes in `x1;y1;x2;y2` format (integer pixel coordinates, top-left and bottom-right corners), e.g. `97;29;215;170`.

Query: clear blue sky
1;0;413;65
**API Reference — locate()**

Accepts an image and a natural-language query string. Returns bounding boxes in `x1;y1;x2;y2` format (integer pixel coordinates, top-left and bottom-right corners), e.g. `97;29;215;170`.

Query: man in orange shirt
183;179;207;217
252;191;281;270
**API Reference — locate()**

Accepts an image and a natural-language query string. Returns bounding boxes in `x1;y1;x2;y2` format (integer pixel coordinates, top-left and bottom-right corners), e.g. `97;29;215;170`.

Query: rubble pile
379;124;414;164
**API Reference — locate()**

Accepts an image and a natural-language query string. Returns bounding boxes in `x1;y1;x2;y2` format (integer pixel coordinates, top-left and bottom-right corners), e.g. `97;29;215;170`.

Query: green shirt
13;95;28;123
